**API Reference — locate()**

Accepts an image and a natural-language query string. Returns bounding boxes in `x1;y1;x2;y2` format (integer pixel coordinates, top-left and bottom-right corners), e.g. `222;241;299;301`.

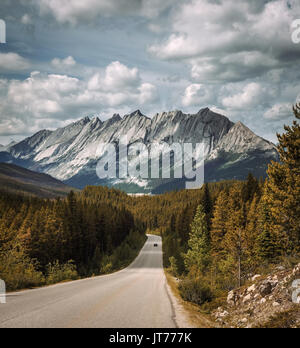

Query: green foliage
0;246;45;291
256;201;276;260
100;230;146;274
101;261;114;274
169;256;178;277
184;205;211;274
46;260;78;285
242;173;260;203
178;277;214;306
263;104;300;254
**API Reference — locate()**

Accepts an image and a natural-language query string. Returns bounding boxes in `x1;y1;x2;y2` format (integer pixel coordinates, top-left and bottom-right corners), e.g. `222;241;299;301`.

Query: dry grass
255;307;300;328
165;271;216;328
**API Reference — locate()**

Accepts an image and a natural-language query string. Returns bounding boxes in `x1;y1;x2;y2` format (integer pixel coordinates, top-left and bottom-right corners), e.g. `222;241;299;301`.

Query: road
0;235;177;328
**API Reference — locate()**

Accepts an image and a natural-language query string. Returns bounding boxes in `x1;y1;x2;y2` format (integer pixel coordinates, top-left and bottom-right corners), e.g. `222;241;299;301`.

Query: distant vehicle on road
154;243;158;247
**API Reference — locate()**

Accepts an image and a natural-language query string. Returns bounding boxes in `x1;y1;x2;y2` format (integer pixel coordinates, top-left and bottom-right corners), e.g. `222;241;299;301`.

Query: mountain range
0;108;279;193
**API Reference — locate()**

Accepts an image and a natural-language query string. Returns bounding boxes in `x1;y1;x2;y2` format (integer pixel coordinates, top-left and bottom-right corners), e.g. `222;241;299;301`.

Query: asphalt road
0;235;177;328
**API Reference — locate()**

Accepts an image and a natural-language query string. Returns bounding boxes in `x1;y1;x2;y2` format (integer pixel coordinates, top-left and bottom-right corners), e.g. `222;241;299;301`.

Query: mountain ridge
1;108;279;193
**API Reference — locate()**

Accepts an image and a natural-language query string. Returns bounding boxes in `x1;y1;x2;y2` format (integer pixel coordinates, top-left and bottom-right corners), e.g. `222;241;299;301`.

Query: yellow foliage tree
263;104;300;254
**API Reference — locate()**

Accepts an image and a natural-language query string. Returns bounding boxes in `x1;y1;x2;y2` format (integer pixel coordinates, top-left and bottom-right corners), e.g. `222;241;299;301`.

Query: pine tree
91;246;102;272
202;183;213;231
211;190;228;256
256;200;276;260
223;184;247;287
210;190;230;288
244;194;261;267
202;183;213;216
264;104;300;254
242;173;260;202
184;205;210;274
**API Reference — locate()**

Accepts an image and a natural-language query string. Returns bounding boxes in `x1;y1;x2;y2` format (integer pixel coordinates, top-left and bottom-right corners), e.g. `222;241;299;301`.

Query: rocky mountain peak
4;107;279;192
209;119;277;158
198;107;210;114
125;109;148;119
134;109;143;116
79;116;91;125
112;113;122;121
90;116;102;126
102;114;122;129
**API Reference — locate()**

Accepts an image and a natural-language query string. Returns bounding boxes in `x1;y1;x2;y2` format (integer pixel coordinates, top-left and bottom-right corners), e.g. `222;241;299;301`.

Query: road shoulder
164;271;215;328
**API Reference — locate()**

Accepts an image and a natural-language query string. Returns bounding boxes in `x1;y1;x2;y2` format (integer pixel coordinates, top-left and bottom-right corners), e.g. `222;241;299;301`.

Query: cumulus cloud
264;103;293;120
86;62;158;106
149;0;300;82
51;56;76;69
222;83;267;110
88;61;140;91
182;84;212;107
0;61;158;136
0;52;30;72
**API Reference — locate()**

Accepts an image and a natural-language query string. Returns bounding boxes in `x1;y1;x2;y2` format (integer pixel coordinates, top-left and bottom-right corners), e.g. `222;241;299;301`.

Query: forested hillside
0;190;145;291
0;163;75;198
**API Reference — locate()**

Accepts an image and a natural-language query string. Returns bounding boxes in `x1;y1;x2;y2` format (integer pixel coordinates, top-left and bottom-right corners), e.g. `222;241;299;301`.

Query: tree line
0;189;145;290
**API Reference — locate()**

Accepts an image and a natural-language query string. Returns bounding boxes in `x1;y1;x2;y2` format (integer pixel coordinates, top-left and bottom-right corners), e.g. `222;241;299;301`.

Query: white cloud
150;0;299;59
86;62;158;107
33;0;175;24
182;84;211;107
0;52;30;72
88;62;139;91
264;103;293;120
51;56;76;69
101;61;140;91
0;61;158;136
149;0;300;83
222;83;265;110
138;83;158;104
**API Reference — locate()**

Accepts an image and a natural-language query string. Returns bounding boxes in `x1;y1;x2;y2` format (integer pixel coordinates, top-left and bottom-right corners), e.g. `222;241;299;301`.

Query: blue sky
0;0;299;144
